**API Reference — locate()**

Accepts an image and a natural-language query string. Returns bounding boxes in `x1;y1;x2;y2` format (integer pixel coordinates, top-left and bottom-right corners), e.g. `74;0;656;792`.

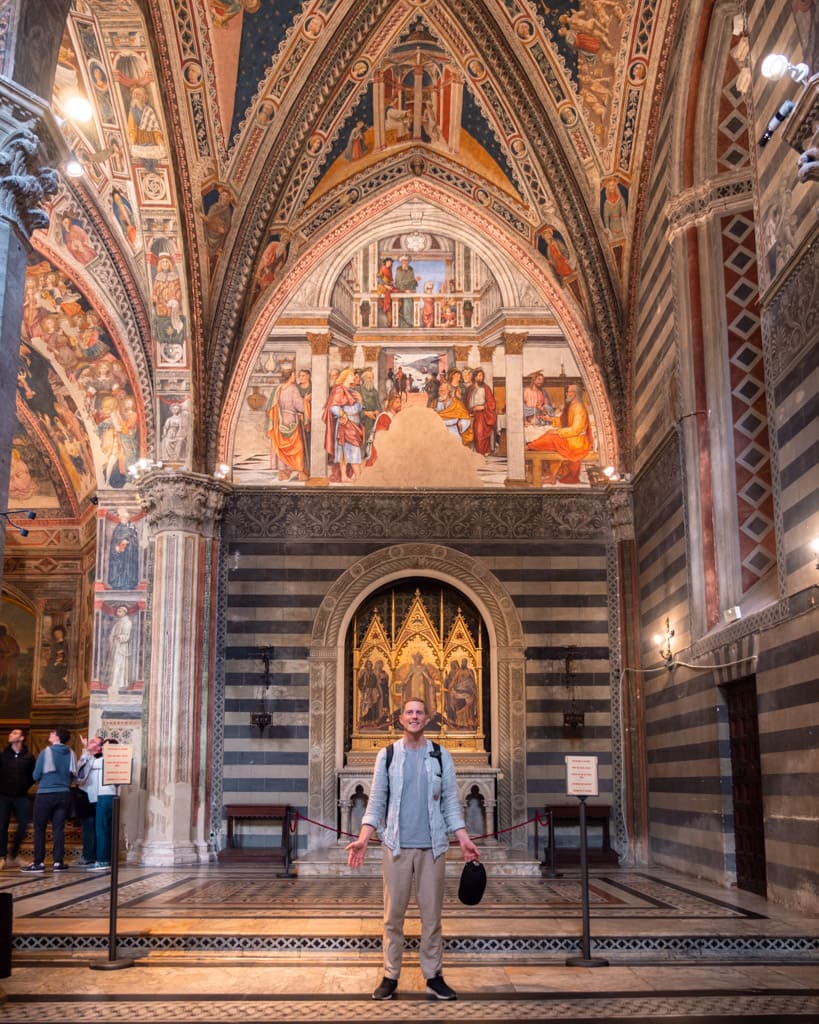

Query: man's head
8;728;24;747
400;698;429;735
86;736;104;755
50;727;70;745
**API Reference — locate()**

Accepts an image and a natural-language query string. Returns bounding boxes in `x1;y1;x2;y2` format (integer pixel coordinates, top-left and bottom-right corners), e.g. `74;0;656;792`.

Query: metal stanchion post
90;786;134;970
566;795;608;967
540;807;563;878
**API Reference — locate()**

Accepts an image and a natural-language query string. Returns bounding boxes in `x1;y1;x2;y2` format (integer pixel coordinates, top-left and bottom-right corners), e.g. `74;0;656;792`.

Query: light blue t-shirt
398;745;432;848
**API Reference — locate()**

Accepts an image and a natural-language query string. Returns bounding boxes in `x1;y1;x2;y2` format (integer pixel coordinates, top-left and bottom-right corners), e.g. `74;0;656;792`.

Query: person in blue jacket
21;726;76;873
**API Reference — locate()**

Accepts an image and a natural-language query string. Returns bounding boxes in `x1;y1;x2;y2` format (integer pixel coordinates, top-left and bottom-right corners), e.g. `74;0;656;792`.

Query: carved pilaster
608;485;634;542
134;472;229;866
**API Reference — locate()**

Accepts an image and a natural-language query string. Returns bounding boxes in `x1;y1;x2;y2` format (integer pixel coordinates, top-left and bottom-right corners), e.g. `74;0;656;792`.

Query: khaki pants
382;846;446;980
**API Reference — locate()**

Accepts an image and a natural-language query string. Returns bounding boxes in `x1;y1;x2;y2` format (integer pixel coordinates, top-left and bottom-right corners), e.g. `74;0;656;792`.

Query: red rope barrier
289;808;540;844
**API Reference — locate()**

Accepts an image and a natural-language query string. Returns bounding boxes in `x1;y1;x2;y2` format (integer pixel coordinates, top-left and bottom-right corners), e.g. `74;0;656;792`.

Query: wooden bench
219;803;292;865
545;804;618;865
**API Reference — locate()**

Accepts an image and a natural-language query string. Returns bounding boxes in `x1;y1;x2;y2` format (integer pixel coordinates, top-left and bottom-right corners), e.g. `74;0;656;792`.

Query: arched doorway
307;542;528;854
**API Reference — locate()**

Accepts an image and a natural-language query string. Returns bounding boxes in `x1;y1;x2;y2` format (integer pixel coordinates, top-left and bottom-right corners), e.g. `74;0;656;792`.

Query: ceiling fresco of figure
5;0;684;508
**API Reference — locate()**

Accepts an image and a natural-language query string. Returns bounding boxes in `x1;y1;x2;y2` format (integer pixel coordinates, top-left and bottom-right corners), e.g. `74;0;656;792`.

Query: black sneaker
426;974;456;1000
52;862;69;872
20;863;45;874
372;977;398;1000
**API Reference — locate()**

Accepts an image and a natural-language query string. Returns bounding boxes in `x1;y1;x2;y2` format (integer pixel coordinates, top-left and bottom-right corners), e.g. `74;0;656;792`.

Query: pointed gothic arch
307;542;529;851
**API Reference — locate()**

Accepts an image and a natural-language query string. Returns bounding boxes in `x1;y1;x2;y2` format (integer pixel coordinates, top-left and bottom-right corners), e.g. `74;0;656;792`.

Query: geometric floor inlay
12;871;767;921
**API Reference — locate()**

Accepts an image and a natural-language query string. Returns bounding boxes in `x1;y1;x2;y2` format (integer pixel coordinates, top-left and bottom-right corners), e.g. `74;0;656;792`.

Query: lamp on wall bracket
0;509;36;536
653;618;675;669
251;646;274;734
761;53;810;87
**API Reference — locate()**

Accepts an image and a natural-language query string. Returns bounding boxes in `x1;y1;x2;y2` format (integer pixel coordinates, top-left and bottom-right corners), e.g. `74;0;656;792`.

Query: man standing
322;367;364;482
22;727;76;873
266;368;308;481
394;255;420;327
77;737;117;872
465;368;498;455
0;728;35;869
346;698;480;1001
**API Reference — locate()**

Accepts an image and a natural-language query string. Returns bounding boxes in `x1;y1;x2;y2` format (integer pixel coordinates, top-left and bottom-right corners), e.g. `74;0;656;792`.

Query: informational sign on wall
565;755;599;797
102;744;133;786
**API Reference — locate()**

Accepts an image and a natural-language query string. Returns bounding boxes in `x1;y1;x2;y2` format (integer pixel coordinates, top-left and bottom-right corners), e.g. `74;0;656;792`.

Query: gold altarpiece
350;589;486;757
335;583;501;857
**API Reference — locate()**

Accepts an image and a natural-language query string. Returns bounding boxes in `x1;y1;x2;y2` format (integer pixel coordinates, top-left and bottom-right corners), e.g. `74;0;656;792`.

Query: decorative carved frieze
223;488;612;542
762;235;819;383
139;471;230;538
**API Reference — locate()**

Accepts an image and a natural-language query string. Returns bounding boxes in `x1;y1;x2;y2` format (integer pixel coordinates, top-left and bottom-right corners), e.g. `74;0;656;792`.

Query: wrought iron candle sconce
561;646;584;732
251;646;274;733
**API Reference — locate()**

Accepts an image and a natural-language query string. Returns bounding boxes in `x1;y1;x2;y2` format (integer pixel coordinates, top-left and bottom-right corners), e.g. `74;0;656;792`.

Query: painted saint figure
266;369;308;481
108;510;140;590
322;367;364;482
465;368;497;455
106;605;133;692
394;255;420;327
526;382;593;484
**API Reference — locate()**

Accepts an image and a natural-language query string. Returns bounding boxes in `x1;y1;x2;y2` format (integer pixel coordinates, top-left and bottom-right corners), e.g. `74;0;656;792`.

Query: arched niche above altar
346;580;490;765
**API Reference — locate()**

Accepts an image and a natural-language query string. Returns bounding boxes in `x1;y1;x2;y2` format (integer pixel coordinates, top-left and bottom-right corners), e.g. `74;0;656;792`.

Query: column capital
306;330;332;355
501;330;528;355
0;82;62;240
138;471;230;537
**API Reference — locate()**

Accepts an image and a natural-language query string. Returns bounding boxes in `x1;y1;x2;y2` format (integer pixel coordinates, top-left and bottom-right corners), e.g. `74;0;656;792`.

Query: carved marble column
134;472;230;865
502;331;527;484
0;80;59;577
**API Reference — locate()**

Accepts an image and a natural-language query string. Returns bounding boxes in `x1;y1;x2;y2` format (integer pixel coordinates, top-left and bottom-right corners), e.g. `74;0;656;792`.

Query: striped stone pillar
134;471;229;865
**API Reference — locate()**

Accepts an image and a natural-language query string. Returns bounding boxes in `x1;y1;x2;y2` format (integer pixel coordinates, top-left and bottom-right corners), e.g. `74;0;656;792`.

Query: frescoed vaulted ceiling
14;0;679;510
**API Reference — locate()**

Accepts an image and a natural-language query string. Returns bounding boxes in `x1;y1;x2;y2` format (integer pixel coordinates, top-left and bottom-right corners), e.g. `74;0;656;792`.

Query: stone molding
139;471;231;538
663;172;754;243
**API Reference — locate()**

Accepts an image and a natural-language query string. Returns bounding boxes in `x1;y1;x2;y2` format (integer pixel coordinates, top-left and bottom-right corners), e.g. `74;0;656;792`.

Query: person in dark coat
0;728;36;868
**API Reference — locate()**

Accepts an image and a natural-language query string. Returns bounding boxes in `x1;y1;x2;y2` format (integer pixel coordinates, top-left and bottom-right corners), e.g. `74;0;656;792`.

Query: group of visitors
0;727;116;873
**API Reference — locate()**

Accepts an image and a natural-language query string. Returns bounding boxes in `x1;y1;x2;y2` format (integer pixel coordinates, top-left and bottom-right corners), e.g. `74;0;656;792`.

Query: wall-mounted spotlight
652;617;675;669
213;463;231;480
0;509;37;537
758;100;796;146
761;53;810;87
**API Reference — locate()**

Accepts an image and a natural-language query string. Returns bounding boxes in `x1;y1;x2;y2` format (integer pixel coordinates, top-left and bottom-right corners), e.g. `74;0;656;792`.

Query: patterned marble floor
1;863;818;1021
